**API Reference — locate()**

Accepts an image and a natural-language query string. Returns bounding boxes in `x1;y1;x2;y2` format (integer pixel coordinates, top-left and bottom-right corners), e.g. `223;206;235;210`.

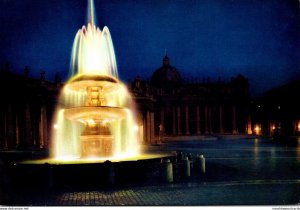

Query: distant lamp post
296;121;300;135
254;124;261;135
246;116;252;135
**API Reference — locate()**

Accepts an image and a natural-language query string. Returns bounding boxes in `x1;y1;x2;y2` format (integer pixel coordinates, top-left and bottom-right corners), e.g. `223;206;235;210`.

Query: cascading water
51;0;139;160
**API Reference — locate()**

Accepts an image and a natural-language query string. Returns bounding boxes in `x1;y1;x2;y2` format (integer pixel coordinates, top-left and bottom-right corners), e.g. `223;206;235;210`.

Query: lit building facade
128;56;251;144
0;57;251;149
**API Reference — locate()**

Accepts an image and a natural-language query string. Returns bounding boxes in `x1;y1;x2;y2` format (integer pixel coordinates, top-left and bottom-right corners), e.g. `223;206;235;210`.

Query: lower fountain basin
64;106;127;122
13;152;176;188
19;153;174;165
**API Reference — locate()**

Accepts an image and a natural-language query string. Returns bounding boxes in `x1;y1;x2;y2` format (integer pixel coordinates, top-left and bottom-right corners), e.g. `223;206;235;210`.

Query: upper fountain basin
65;74;121;92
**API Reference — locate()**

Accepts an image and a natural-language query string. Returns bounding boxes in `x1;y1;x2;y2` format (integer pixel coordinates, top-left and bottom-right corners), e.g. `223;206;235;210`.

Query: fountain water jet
51;0;139;161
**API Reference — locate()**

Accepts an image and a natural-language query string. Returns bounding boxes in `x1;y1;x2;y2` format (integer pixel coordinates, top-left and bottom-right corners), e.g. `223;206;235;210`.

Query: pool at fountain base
19;153;172;165
12;153;175;188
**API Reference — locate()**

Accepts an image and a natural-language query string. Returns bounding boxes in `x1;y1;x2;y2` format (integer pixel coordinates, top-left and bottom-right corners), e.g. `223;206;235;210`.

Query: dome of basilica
150;55;182;88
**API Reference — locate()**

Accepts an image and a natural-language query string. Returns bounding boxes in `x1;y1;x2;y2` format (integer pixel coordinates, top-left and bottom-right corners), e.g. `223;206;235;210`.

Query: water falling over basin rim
69;74;118;83
66;74;120;91
64;106;127;122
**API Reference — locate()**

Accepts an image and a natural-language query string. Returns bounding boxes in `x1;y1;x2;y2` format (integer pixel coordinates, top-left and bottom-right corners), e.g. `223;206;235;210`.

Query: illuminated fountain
17;0;172;185
13;0;174;188
51;1;139;161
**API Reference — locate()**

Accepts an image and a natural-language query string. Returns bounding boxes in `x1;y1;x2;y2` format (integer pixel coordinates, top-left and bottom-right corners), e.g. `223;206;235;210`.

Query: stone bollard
104;160;115;186
182;156;190;178
187;153;193;169
161;159;173;183
196;154;206;174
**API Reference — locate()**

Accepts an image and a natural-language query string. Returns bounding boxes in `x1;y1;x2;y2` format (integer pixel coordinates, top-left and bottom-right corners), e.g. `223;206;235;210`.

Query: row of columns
161;105;237;135
145;111;155;144
1;102;49;149
39;105;48;148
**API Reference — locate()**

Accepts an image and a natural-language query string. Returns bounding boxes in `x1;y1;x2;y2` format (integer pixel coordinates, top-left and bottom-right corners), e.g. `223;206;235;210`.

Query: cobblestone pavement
2;138;300;206
3;180;300;206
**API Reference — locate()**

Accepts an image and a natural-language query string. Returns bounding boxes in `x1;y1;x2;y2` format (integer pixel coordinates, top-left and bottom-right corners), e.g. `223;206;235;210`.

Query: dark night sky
0;0;299;96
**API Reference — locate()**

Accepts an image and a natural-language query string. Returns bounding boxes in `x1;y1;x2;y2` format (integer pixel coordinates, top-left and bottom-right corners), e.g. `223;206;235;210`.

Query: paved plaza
1;136;300;206
3;180;300;206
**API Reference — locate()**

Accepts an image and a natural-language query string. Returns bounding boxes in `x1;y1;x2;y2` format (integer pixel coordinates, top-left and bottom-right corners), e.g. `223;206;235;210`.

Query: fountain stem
88;0;95;26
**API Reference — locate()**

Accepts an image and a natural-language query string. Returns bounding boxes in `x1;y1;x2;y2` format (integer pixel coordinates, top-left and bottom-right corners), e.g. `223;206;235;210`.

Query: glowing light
21;153;172;165
55;156;80;161
53;124;58;129
70;24;118;78
86;119;95;125
101;119;108;126
50;0;140;161
254;124;261;135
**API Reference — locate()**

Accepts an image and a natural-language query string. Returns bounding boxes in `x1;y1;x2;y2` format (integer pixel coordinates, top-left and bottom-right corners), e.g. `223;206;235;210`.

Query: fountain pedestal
81;135;113;158
79;122;114;158
62;77;128;159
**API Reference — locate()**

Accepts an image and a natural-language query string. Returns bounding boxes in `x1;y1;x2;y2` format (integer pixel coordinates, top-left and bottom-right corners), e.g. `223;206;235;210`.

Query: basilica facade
0;57;250;149
128;55;250;144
